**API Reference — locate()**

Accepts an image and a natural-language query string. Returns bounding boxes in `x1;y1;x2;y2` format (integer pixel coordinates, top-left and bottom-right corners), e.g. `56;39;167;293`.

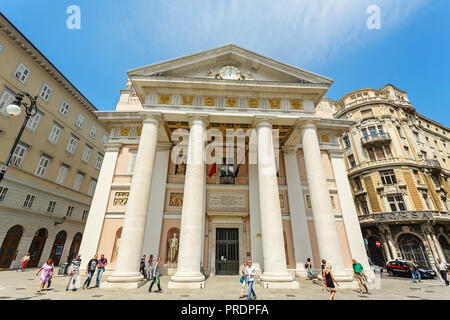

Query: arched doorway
28;228;48;267
0;225;23;269
67;233;83;262
367;236;386;267
49;231;67;266
439;235;450;262
398;233;428;267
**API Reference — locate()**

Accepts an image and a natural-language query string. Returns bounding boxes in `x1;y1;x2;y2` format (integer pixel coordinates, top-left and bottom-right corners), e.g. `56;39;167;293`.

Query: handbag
240;275;244;283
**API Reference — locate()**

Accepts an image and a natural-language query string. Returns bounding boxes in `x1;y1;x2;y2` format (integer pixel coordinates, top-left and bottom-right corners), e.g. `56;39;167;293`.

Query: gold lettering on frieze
158;94;171;105
290;100;303;110
269;99;281;109
120;128;130;136
181;96;194;106
113;192;129;206
169;193;183;207
204;96;216;106
225;97;238;108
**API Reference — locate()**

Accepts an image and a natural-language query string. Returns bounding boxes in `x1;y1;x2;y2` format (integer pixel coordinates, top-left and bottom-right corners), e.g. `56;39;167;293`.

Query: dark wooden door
28;229;48;267
0;225;23;269
215;228;239;275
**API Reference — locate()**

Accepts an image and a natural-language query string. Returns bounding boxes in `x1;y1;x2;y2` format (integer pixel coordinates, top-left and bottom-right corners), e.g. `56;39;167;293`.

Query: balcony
359;210;450;225
361;132;391;147
421;159;442;172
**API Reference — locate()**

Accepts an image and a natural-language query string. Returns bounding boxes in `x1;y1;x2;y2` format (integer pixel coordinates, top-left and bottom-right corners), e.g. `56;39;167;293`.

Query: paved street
0;269;448;300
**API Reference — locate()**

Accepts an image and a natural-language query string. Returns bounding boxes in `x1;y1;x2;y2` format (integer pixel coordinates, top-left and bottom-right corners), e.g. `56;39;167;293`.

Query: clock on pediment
218;65;242;80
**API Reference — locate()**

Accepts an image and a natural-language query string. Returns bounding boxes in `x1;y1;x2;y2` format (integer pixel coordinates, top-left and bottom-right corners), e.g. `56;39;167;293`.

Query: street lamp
0;92;38;183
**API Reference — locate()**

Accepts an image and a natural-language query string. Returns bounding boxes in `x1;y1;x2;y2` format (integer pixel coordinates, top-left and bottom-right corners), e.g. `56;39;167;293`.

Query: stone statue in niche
167;233;179;263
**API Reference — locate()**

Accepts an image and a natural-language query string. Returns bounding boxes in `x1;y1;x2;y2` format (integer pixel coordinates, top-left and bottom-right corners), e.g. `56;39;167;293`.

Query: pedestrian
83;254;98;289
95;254;108;288
66;254;82;291
36;258;54;292
147;255;154;280
352;258;369;294
239;261;248;298
148;257;163;293
305;258;313;280
18;253;31;272
436;258;449;286
407;258;421;283
324;263;339;300
245;260;257;300
140;255;146;278
321;259;327;292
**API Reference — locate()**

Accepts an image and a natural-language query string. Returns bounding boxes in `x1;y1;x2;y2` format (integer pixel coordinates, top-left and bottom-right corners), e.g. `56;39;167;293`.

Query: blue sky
2;0;449;125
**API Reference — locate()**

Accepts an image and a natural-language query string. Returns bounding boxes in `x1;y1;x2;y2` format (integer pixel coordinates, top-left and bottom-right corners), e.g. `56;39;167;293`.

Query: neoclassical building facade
332;85;450;269
79;45;371;289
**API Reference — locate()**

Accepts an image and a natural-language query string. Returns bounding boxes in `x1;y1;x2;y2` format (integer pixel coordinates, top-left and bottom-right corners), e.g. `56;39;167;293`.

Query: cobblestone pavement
0;269;448;300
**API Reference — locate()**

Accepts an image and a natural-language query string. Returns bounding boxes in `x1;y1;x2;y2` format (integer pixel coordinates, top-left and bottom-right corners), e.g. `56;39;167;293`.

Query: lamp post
0;92;38;183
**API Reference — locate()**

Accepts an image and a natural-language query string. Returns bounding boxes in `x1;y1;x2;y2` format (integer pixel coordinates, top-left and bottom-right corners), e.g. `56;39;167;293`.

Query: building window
47;201;56;213
39;82;53;102
81;145;93;163
354;177;363;191
81;210;89;221
101;135;108;146
73;172;84;191
66;135;79;154
89;125;97;139
59;100;71;117
88;179;97;196
55;164;69;185
342;135;351;148
75;113;85;129
14;63;31;84
47;122;63;145
95;153;104;170
10;143;28;167
403;146;410;157
0;186;8;201
25;111;43;133
441;197;449;212
431;174;441;188
423;193;432;210
387;195;406;212
23;194;35;208
359;200;370;215
396;126;404;138
66;206;74;217
347;154;356;168
380;170;397;185
0;88;16;116
35;154;51;177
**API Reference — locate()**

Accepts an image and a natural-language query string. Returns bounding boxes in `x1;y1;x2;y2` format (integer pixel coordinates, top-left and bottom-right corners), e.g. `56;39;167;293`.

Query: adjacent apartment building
332;84;450;269
0;14;108;269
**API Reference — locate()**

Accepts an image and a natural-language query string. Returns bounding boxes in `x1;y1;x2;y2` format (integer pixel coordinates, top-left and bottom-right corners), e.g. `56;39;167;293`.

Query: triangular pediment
128;44;333;85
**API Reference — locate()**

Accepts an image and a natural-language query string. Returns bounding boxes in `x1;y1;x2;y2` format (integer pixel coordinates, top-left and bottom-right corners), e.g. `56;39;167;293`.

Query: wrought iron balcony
421;159;442;172
361;132;391;147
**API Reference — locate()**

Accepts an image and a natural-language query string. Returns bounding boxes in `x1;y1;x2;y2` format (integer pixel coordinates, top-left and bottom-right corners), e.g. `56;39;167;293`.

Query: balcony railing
359;210;449;224
361;132;391;146
421;159;442;172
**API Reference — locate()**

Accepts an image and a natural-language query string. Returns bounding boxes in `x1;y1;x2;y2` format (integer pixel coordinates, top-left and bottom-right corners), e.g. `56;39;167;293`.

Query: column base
294;262;307;277
260;280;299;289
102;272;146;289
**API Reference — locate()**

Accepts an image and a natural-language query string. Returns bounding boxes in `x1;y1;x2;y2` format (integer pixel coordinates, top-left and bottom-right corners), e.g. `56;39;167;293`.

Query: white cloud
110;0;429;68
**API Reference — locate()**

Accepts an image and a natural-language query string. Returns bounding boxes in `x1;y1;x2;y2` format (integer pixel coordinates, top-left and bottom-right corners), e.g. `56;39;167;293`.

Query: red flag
208;163;216;177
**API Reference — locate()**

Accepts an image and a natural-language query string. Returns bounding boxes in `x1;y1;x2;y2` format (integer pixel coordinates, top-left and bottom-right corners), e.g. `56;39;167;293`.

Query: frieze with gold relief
290;100;303;110
158;94;172;105
113;192;129;206
225;97;238;108
136;127;142;136
181;96;194;106
169;193;184;207
269;99;281;109
247;98;259;108
321;134;330;143
120;128;130;137
204;96;216;106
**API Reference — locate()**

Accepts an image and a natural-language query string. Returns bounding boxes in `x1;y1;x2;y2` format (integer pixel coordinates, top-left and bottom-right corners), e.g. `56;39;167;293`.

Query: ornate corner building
331;84;450;268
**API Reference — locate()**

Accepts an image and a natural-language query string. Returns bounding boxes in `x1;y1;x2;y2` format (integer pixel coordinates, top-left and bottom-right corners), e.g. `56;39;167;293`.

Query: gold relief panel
174;163;186;175
247;98;259;108
113;192;129;206
182;96;194;106
158;94;171;105
204;96;216;107
330;195;336;209
136;127;142;136
225;97;238;108
279;195;285;209
290;100;303;110
321;134;330;143
169;193;184;207
269;99;281;109
120;128;130;136
305;195;312;209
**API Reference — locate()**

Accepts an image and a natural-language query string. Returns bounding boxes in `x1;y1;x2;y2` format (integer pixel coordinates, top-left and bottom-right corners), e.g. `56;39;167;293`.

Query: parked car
385;260;437;279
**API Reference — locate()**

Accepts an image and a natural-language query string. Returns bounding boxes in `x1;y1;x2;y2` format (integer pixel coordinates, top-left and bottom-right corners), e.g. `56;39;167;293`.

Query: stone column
329;150;374;279
79;142;122;269
283;146;313;276
379;233;393;261
104;114;161;289
384;229;398;259
300;121;352;281
254;118;298;288
431;233;447;263
169;115;208;289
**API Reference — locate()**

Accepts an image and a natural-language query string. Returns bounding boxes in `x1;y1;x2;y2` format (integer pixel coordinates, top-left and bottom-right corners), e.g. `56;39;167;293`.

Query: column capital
281;145;298;153
252;116;274;129
328;148;345;159
157;141;172;151
298;119;319;131
142;112;163;125
104;142;123;152
187;113;209;127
